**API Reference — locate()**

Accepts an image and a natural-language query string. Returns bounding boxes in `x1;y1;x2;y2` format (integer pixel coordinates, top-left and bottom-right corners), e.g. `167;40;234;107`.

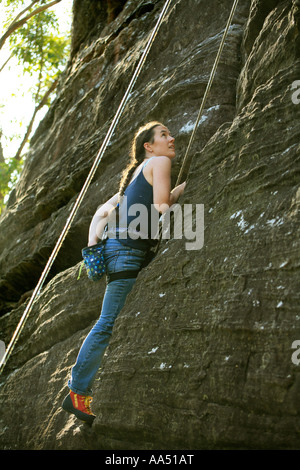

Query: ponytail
119;121;163;196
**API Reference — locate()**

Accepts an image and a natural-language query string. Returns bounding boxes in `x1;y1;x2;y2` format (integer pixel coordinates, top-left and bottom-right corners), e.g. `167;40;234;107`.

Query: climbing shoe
62;391;96;425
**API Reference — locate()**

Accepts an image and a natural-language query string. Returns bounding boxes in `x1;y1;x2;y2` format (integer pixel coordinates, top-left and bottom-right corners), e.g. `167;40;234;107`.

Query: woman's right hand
177;181;186;195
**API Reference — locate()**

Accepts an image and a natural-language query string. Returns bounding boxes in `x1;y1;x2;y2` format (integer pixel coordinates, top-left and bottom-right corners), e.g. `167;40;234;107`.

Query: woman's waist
106;226;158;249
103;237;147;273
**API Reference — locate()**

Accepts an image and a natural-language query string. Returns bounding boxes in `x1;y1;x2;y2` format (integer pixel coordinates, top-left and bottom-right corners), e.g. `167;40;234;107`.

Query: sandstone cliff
0;0;299;450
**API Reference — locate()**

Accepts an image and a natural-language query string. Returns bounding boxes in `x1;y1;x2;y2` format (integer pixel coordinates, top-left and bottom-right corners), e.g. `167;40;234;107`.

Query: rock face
0;0;300;450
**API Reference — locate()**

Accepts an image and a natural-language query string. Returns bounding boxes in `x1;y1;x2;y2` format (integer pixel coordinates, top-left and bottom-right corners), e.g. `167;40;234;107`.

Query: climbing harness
0;0;240;375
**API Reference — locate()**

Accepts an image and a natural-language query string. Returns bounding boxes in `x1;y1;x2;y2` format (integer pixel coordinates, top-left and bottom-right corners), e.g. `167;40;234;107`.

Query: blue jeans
68;238;146;396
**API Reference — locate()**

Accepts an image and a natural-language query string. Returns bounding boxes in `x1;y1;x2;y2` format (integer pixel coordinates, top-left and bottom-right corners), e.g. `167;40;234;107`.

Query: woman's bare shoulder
149;155;171;169
143;156;171;185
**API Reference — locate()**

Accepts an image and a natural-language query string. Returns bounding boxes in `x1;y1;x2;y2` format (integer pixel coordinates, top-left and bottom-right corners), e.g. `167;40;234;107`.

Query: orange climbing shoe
62;391;96;425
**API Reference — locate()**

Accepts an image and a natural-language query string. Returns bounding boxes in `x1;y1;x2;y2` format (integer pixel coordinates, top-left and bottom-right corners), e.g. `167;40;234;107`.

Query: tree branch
0;0;62;50
14;77;59;161
9;1;40;28
0;53;13;73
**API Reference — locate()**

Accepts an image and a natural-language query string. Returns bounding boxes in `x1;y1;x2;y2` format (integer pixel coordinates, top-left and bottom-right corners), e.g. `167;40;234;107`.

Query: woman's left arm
152;156;186;213
88;192;119;246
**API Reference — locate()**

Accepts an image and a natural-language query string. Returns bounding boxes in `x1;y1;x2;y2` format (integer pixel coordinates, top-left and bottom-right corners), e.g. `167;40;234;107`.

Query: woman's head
131;121;164;161
119;121;168;195
143;124;175;159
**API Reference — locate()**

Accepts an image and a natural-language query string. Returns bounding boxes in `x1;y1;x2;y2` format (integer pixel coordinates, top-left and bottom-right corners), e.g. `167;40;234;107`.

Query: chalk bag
81;241;106;281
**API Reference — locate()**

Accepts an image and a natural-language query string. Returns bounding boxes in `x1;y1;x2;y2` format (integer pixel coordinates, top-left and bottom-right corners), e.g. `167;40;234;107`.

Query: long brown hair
119;121;163;196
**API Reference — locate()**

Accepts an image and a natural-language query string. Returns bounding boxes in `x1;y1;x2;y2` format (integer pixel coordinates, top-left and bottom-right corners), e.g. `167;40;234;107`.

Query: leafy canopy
0;0;71;214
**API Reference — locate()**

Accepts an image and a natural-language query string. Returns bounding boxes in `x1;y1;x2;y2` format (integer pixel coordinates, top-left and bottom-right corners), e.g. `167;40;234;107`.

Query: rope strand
176;0;240;185
153;0;239;253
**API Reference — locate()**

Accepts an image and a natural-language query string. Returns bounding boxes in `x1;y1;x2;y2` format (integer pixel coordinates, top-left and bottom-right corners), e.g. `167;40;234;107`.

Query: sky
0;0;73;160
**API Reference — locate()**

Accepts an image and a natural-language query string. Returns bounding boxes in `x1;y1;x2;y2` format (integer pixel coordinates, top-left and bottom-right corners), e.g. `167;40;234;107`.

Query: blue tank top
111;158;159;250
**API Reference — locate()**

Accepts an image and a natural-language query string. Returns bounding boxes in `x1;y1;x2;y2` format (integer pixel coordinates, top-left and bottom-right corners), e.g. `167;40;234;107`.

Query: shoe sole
62;394;95;425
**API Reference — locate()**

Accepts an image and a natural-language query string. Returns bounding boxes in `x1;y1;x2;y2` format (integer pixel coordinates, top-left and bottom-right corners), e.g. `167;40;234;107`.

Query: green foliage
0;0;71;212
0;157;24;214
7;6;70;103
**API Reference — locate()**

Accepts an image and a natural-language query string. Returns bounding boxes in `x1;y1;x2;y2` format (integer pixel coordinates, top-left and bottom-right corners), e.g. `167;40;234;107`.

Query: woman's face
145;125;175;159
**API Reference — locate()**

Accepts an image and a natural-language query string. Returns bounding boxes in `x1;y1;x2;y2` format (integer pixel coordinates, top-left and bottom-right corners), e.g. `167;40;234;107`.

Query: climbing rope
0;0;240;375
176;0;239;185
0;0;173;375
155;0;239;249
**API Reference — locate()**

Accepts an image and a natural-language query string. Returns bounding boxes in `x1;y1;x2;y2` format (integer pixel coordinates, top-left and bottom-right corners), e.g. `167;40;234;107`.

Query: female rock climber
62;121;186;424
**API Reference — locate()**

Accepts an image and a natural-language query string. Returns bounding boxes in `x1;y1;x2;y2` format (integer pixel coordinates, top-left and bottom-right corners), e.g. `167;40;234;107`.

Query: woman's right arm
152;156;186;213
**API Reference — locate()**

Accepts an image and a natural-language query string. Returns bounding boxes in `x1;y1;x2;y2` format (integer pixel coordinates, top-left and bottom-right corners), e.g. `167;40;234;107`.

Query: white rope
153;0;240;253
0;0;173;375
176;0;240;185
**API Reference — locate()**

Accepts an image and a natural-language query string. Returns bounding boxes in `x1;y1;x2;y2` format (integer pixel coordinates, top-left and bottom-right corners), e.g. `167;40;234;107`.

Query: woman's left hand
88;237;98;247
